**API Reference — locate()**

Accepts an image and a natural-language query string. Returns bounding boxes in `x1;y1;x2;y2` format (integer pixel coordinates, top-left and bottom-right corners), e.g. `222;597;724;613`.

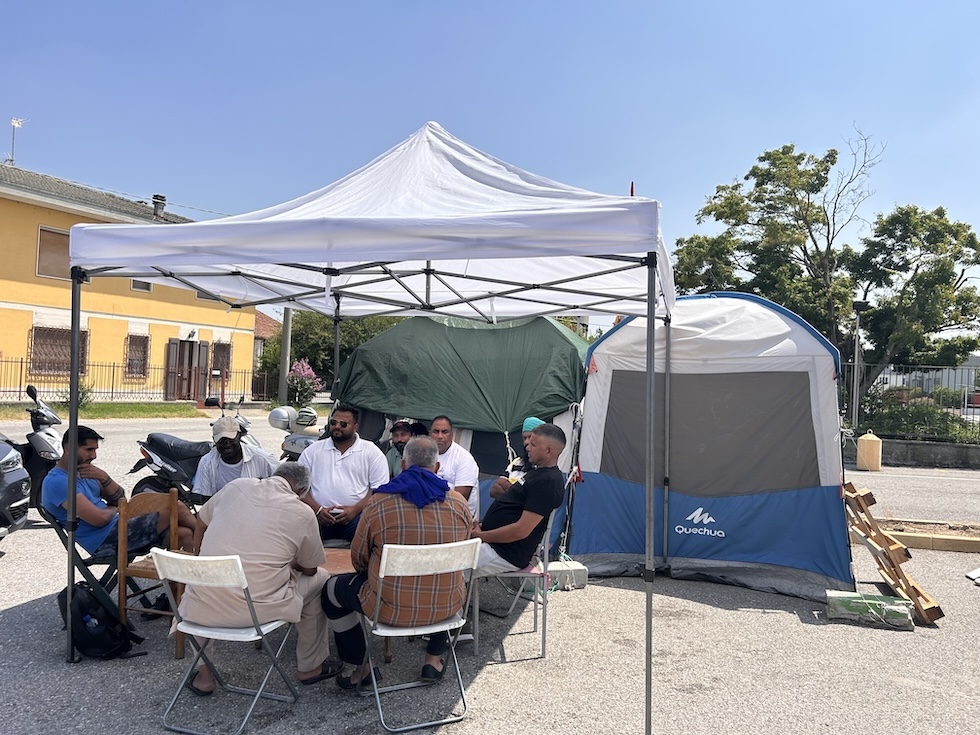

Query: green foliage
854;205;980;377
56;383;95;410
674;139;879;350
675;138;980;420
929;386;963;409
259;313;404;378
861;383;978;443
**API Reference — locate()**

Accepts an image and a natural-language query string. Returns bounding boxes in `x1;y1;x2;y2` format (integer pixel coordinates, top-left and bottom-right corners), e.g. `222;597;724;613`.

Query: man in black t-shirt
471;423;566;575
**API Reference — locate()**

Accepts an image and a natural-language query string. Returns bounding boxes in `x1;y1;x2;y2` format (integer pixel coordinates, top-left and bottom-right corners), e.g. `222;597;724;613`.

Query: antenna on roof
2;118;27;166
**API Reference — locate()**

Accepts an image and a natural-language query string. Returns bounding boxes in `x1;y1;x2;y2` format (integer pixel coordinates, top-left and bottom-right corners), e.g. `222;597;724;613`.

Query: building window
196;290;219;301
125;334;150;377
131;280;153;292
37;228;70;280
30;327;88;375
212;342;232;376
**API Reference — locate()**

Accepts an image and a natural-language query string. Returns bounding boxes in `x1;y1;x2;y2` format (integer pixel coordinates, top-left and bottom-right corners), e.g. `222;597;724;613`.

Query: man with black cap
385;419;414;479
194;415;280;499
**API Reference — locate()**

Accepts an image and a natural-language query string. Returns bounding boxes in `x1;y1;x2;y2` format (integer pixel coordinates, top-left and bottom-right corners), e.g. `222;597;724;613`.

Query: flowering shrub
286;359;324;408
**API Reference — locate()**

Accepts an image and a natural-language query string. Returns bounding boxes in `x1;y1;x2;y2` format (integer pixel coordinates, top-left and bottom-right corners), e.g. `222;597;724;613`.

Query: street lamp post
851;300;871;428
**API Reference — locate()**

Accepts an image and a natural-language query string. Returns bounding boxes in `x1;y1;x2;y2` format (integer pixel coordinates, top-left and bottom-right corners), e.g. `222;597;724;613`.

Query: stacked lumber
844;482;944;625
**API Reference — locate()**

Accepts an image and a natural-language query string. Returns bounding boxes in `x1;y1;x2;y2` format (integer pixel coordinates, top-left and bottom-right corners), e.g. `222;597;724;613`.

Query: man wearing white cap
194;416;280;498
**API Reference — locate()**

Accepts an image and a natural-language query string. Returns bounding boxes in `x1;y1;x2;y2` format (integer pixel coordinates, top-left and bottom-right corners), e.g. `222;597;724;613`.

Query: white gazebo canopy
70;121;673;320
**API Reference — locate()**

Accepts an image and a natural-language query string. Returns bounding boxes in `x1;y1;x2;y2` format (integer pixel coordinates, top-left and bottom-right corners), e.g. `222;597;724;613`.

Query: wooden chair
117;488;184;657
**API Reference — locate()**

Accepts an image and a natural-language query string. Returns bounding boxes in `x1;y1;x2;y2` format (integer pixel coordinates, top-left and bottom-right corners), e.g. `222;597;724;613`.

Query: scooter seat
146;433;212;460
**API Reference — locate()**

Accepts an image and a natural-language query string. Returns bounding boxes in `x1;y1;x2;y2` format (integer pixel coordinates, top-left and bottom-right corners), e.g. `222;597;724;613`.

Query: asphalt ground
1;414;978;734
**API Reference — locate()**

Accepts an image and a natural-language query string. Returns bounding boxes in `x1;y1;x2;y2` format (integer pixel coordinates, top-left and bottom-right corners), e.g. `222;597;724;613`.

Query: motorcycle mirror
27;385;37;401
204;397;221;408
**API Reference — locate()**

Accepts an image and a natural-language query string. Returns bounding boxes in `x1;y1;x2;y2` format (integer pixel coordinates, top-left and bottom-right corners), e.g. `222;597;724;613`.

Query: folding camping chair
37;503;152;624
357;538;482;733
472;508;556;658
151;549;300;735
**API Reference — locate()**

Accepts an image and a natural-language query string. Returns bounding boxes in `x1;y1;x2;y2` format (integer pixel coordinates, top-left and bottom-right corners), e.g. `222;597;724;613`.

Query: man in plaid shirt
321;435;471;688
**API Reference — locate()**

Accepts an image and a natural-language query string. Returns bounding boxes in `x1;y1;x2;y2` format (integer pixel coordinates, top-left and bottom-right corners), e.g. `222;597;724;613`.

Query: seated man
320;436;471;687
193;416;280;499
472;423;566;576
178;462;341;695
41;425;196;556
489;416;544;498
429;415;481;518
384;419;414;479
298;403;389;543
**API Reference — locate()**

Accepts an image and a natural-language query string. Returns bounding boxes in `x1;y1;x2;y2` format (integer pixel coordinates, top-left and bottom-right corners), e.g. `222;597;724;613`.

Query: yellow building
0;165;258;402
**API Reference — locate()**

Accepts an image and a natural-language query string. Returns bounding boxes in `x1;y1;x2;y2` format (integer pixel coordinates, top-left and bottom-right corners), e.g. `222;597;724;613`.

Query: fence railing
843;360;980;443
5;355;980;443
0;358;332;405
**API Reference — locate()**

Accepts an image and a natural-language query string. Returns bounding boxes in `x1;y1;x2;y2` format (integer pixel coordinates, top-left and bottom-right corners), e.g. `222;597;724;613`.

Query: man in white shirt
194;416;280;499
429;415;481;518
298;403;389;542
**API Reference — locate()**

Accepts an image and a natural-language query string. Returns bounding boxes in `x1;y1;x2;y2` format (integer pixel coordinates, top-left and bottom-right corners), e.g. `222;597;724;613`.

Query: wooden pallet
844;482;944;624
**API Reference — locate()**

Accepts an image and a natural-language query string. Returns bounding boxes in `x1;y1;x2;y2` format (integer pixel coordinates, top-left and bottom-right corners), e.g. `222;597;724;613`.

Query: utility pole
851;300;871;428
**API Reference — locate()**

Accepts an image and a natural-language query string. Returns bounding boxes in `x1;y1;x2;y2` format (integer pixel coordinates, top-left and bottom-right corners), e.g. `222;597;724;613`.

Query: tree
852;205;980;388
259;312;404;379
674;135;882;354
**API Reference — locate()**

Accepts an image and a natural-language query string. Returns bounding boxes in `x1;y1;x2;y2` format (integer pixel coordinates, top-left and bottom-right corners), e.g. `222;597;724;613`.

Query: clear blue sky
3;1;978;254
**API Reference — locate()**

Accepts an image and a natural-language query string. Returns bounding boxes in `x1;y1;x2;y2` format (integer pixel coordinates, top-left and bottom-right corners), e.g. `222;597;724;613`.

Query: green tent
334;316;588;433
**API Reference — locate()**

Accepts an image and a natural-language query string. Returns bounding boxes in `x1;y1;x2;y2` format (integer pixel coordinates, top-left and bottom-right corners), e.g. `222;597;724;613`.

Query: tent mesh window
125;334;150;378
30;326;89;375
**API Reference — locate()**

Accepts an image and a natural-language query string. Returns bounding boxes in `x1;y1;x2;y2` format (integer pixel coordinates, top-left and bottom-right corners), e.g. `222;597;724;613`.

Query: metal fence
0;358;330;405
5;354;980;443
843;360;980;443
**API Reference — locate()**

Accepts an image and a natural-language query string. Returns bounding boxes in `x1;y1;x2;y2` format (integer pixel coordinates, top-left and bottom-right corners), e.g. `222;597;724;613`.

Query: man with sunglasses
298;403;389;542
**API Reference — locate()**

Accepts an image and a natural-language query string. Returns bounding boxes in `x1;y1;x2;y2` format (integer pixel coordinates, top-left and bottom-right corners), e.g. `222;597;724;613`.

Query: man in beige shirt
178;463;341;695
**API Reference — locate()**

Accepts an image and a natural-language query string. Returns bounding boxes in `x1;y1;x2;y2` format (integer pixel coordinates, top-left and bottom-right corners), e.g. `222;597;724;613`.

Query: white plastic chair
359;538;482;733
150;549;300;735
473;508;556;658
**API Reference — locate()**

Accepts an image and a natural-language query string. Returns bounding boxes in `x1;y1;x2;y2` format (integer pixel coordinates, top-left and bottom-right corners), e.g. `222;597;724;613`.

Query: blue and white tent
569;293;854;600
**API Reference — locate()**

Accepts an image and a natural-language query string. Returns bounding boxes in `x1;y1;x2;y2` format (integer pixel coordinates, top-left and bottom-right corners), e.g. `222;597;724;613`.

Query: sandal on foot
186;677;214;697
299;658;345;685
337;666;381;690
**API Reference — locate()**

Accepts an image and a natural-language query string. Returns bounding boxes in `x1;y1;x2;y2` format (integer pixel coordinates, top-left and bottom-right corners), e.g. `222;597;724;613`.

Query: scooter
205;395;263;450
128;433;212;507
268;405;323;460
0;384;63;508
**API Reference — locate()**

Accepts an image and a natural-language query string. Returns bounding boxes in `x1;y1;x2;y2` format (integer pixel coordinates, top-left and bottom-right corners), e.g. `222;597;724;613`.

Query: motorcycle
0;384;63;509
268;405;323;460
0;443;31;542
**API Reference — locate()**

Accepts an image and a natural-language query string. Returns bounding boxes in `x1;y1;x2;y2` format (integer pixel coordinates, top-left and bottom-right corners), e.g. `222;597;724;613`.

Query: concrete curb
849;527;980;553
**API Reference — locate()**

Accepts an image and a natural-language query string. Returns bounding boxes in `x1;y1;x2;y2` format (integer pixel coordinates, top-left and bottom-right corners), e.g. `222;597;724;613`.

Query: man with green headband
489;416;544;499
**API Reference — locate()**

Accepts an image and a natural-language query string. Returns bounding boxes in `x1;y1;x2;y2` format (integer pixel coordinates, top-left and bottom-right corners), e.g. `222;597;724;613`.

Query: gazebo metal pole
65;267;85;662
644;252;658;735
277;307;292;405
332;294;342;397
662;315;671;565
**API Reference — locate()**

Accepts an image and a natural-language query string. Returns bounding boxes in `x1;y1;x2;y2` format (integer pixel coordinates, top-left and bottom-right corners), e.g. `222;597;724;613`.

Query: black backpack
57;582;145;660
